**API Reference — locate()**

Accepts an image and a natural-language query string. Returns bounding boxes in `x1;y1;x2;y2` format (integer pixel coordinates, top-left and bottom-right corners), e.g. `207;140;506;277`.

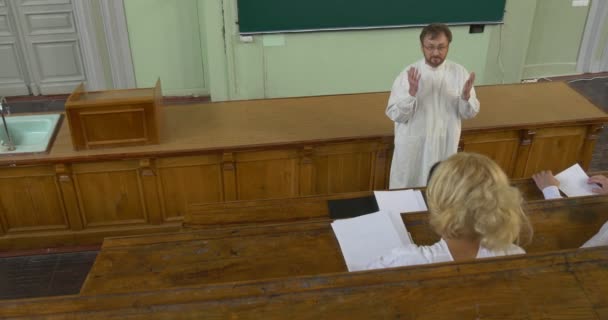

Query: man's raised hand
407;67;421;97
461;72;476;101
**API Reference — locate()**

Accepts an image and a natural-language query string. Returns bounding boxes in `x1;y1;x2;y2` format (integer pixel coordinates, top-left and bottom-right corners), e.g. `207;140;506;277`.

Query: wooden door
7;0;86;94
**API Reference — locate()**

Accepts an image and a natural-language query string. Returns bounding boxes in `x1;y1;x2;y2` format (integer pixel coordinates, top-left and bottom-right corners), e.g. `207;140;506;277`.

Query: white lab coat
366;238;525;270
541;185;608;248
386;59;480;188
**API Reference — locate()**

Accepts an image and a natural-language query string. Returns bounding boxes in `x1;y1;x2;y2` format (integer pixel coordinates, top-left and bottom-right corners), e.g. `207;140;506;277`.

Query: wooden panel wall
461;131;520;176
72;161;148;227
311;141;377;195
156;155;223;221
0;165;68;235
0;123;602;250
233;149;299;200
522;126;587;177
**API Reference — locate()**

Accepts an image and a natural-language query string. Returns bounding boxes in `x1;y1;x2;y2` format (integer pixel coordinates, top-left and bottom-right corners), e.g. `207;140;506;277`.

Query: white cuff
542;186;562;200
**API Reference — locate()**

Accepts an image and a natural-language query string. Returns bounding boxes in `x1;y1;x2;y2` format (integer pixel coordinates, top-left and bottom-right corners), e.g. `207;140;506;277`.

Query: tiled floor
0;76;607;301
567;77;608;171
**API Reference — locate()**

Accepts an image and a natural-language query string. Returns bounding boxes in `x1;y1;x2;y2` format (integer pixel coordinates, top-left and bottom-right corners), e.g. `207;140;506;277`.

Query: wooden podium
65;80;162;150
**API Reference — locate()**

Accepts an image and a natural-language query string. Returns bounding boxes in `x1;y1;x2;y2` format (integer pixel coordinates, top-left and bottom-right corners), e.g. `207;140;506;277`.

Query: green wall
123;0;208;96
124;0;598;100
205;0;537;100
523;0;590;78
483;0;538;85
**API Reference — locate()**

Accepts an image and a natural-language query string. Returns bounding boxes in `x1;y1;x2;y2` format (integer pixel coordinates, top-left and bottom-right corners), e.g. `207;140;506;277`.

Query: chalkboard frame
237;0;507;35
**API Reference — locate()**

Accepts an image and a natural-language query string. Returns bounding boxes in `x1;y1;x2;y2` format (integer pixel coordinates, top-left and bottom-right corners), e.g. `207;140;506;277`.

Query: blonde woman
368;152;531;269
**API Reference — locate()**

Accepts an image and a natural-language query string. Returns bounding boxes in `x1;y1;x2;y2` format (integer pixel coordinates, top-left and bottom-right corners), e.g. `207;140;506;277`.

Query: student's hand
589;175;608;195
461;72;476;101
532;170;559;190
407;67;421;97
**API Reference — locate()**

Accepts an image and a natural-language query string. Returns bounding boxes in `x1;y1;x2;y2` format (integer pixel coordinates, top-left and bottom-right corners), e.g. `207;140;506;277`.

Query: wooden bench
2;246;608;319
79;195;608;295
185;173;607;228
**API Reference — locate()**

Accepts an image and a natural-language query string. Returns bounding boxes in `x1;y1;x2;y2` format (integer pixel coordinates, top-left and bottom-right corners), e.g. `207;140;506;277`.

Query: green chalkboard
237;0;506;34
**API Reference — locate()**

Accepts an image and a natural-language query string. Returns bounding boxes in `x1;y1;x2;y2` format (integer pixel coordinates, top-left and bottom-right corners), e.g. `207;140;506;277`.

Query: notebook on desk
327;196;379;219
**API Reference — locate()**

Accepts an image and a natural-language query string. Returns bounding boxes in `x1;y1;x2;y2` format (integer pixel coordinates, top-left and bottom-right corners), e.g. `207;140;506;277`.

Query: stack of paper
331;210;411;271
373;189;428;213
555;163;596;197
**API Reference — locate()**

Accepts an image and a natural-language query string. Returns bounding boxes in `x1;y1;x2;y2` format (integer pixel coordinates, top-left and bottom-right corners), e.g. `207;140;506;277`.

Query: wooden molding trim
54;164;84;231
519;129;536;146
512;129;537;178
222;153;237;201
581;124;606;169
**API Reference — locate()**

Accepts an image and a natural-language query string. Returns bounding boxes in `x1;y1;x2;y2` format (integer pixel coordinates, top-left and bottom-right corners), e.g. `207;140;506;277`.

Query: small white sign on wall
572;0;590;7
263;34;285;47
239;35;254;43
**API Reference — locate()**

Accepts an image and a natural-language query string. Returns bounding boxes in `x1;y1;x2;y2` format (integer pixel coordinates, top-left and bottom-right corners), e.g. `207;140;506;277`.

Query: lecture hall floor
1;74;607;300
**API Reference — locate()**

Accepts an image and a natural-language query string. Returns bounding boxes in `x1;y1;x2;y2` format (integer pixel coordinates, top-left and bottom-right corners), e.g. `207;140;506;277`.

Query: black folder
327;196;379;220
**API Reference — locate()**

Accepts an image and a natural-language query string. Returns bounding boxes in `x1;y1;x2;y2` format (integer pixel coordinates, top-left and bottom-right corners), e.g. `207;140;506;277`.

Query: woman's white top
366;238;525;270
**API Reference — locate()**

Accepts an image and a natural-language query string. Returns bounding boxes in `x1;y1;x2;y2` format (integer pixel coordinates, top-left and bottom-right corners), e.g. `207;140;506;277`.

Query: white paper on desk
385;209;413;248
331;210;409;272
555;163;596;197
374;190;429;213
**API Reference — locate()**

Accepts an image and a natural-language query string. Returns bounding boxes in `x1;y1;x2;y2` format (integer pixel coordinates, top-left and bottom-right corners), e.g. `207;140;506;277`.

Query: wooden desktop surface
1;81;606;166
2;246;608;319
80;194;608;295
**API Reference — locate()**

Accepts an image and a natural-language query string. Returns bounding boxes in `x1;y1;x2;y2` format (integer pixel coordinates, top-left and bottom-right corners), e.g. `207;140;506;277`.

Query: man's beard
425;56;444;68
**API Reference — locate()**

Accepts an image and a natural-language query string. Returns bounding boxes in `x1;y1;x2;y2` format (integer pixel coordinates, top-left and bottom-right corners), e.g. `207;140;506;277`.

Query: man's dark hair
420;23;452;43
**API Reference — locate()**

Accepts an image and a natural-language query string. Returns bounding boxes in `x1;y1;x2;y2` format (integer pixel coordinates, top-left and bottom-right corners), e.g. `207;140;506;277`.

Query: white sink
0;114;62;154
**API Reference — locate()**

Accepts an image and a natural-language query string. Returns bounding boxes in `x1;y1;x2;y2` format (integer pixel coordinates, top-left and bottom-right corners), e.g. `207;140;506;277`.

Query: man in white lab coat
386;23;480;188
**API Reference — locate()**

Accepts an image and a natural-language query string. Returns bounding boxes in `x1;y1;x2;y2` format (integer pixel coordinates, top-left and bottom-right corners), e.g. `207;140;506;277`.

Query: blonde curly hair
426;152;532;250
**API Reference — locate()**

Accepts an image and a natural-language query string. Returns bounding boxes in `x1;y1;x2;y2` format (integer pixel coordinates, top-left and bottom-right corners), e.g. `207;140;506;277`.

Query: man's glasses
423;45;448;53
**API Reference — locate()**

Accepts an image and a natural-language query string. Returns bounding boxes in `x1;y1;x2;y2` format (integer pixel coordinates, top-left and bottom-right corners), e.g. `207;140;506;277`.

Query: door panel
21;0;72;5
25;10;75;35
32;40;84;81
72;160;148;227
157;155;223;220
461;131;520;177
0;0;30;96
12;0;85;94
0;166;68;234
234;150;299;200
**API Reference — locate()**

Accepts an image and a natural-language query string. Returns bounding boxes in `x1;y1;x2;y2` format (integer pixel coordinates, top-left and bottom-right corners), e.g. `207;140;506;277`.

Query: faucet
0;97;15;151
